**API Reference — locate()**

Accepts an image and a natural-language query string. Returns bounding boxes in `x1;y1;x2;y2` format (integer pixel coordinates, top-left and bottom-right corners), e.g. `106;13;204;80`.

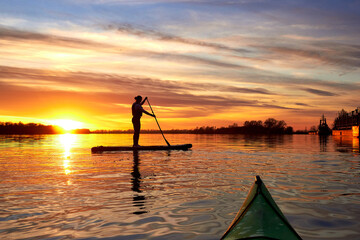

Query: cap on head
134;95;142;100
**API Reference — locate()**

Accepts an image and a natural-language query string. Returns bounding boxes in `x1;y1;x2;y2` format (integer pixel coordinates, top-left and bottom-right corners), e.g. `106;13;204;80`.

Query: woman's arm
140;96;148;105
140;97;154;117
143;109;155;117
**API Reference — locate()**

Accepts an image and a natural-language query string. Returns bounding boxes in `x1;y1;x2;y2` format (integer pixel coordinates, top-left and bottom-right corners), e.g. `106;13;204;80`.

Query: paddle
146;98;171;146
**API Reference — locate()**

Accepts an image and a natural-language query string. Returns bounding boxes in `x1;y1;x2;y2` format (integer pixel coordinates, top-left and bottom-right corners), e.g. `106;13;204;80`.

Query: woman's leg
132;118;141;146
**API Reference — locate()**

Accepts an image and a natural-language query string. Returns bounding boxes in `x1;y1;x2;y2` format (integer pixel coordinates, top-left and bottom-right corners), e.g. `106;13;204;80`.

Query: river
0;134;359;239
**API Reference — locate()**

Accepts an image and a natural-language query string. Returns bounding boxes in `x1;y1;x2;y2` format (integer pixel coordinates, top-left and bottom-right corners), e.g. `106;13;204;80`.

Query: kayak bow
221;176;302;240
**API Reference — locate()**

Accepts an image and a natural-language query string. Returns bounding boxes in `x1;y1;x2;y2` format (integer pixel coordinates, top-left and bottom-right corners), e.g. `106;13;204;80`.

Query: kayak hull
221;176;302;240
91;144;192;153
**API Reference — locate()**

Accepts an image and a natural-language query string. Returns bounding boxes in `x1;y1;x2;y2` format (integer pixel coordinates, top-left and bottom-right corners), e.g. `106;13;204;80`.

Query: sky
0;0;359;130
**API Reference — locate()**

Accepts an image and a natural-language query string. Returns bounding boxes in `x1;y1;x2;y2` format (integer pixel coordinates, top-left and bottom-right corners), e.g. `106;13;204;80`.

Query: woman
132;96;155;147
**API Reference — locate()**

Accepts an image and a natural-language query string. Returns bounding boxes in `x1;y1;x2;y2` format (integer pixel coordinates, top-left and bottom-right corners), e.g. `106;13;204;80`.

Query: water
0;134;359;239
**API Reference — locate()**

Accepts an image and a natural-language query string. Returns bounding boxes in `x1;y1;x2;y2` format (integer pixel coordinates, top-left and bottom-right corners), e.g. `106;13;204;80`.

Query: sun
51;119;84;132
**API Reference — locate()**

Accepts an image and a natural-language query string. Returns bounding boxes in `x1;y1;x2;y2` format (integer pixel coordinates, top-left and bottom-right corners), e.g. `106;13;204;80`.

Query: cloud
3;26;358;92
0;65;271;96
0;0;359;130
0;25;110;50
302;88;338;96
232;71;360;93
0;26;252;70
101;22;250;54
260;103;296;110
265;44;360;69
295;102;311;107
74;0;265;6
140;51;250;69
0;65;287;113
287;108;337;119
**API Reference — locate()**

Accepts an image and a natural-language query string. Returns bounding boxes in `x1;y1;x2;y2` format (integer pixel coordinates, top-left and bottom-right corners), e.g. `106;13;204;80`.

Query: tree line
1;118;293;135
189;118;293;134
0;122;58;134
92;118;293;134
0;122;90;134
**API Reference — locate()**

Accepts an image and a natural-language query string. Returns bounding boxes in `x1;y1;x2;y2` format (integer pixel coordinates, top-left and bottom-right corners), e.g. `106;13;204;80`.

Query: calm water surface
0;134;359;239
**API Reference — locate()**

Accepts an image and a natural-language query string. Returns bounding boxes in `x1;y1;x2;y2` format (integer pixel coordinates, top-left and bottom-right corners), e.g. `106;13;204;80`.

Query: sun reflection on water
59;133;77;175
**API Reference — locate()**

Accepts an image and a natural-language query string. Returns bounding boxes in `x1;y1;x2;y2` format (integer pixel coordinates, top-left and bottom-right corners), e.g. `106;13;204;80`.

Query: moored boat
221;176;302;240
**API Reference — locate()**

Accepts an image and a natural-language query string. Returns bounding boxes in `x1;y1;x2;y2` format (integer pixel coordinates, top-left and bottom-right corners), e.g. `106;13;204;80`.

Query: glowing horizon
0;1;359;131
50;119;84;131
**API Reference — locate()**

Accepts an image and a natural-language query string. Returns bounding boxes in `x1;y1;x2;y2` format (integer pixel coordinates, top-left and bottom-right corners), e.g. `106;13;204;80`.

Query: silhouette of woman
132;96;155;147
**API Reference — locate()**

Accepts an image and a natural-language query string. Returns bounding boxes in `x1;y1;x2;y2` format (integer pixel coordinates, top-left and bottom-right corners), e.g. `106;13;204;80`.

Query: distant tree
228;123;238;128
263;118;287;133
285;126;293;134
244;120;263;127
264;118;277;129
310;126;318;132
194;126;216;134
275;120;286;129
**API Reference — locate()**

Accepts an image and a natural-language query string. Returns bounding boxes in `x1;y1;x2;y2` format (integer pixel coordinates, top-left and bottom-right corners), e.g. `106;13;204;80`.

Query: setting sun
51;119;83;131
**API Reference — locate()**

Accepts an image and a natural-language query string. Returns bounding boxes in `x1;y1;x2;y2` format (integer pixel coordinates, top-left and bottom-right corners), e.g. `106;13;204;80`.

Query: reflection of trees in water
226;134;288;148
0;135;45;144
263;135;286;147
131;151;147;215
333;136;360;154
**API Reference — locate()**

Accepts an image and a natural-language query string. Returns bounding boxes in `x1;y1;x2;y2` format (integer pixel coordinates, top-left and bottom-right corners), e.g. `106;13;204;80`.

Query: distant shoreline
1;118;306;135
0;132;310;135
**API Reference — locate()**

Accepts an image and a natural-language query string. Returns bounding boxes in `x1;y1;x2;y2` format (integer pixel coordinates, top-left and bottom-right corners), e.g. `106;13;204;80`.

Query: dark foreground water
0;134;359;239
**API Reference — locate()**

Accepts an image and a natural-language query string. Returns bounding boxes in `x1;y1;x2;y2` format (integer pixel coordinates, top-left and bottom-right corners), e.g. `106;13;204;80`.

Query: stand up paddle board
91;144;192;153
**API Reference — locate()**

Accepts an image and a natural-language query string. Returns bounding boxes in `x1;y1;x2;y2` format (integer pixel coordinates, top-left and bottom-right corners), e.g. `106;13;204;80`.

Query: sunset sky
0;0;359;130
